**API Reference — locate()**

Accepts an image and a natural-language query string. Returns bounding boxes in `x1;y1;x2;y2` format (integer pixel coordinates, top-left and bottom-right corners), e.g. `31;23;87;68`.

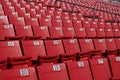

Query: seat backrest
45;40;65;56
0;41;22;61
0;24;15;40
0;67;38;80
63;39;80;54
86;28;97;38
15;25;33;37
109;55;120;77
105;39;117;51
63;27;75;38
115;38;120;50
9;17;25;26
33;26;50;39
52;18;63;27
105;23;112;29
21;40;46;60
39;18;52;27
82;21;91;28
105;29;114;38
96;28;105;38
90;58;111;80
79;39;94;52
25;18;39;26
63;20;73;27
93;39;107;53
66;60;93;80
37;63;69;80
98;22;105;28
49;27;63;39
0;16;9;24
90;22;98;28
72;20;82;27
74;27;86;38
113;28;120;38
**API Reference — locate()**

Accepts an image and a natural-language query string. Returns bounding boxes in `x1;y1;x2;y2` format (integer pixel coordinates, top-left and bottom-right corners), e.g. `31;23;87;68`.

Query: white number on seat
24;26;29;30
8;42;14;46
99;39;103;43
70;40;75;43
34;41;39;46
40;26;46;30
98;59;104;64
53;41;59;44
78;61;84;67
20;69;29;76
53;65;60;71
4;25;10;29
116;57;120;61
85;39;90;43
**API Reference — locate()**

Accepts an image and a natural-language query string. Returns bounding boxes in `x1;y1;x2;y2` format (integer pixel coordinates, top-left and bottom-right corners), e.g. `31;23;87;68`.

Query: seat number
20;69;29;76
78;61;84;67
116;57;120;61
34;41;39;46
98;59;104;64
8;42;14;46
53;65;61;71
53;41;59;44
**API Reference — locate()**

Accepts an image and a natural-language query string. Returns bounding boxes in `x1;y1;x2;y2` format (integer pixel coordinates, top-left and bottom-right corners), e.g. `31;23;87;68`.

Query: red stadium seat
21;40;46;60
63;27;75;38
111;77;120;80
63;39;80;54
74;27;86;38
16;8;26;16
79;39;94;52
109;55;120;78
115;38;120;50
105;39;117;52
33;26;50;39
82;21;91;28
96;28;106;38
105;23;112;29
66;60;93;80
0;67;38;80
0;41;22;60
113;28;120;38
86;28;97;38
98;22;105;28
63;20;73;27
9;17;25;26
90;22;98;28
105;29;114;38
112;23;118;29
49;27;64;39
39;18;52;27
0;60;7;70
7;12;18;17
90;57;112;80
15;25;33;37
37;63;69;80
0;16;9;24
72;20;82;27
52;18;63;27
69;13;77;20
0;24;15;40
36;9;45;15
62;12;69;20
93;39;107;53
45;40;65;56
25;18;39;26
